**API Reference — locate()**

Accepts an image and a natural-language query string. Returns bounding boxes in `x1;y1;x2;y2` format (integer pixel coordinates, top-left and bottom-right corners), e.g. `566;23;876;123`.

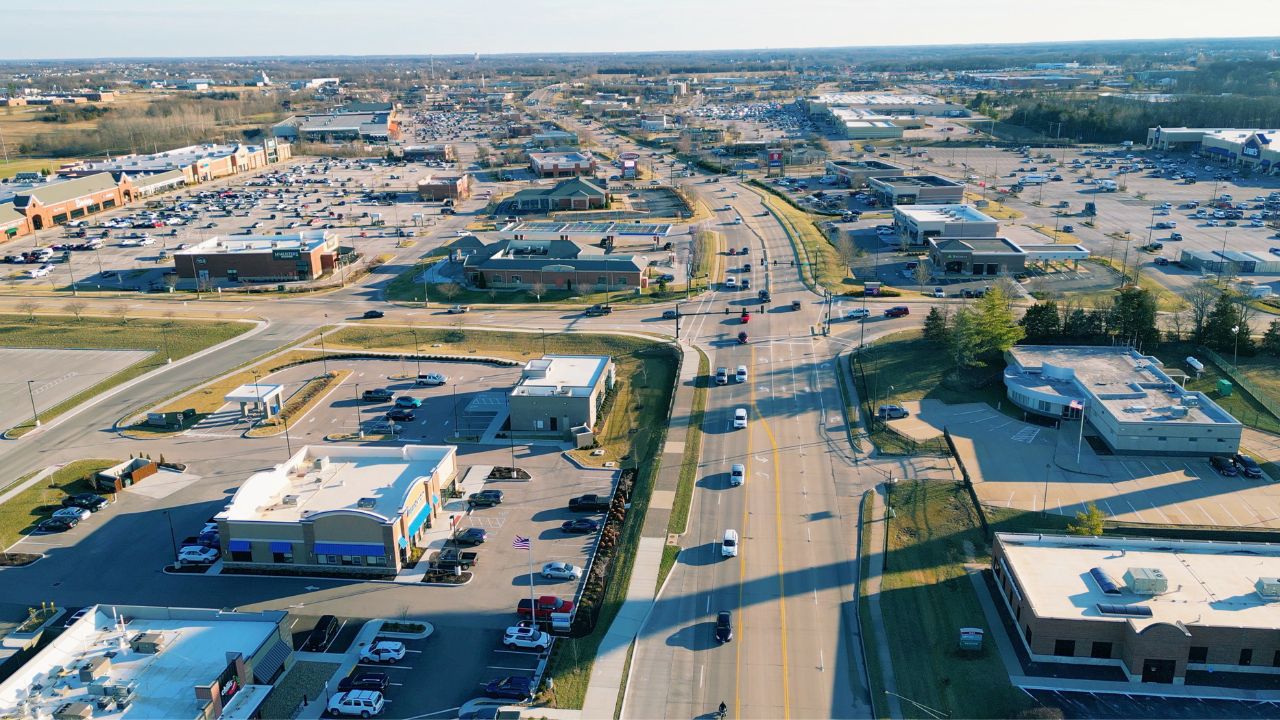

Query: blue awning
314;542;385;556
252;639;292;684
228;539;251;552
269;541;292;553
1204;146;1229;156
398;536;408;549
407;501;433;537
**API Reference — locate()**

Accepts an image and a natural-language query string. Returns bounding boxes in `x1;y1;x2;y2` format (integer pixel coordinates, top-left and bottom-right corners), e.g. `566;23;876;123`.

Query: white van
722;530;739;557
730;464;745;487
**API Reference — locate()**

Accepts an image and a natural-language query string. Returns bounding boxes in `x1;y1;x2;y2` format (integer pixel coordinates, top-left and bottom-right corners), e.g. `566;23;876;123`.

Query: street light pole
319;317;330;376
411;327;421;376
26;380;40;427
1233;325;1241;366
163;510;179;563
353;383;364;439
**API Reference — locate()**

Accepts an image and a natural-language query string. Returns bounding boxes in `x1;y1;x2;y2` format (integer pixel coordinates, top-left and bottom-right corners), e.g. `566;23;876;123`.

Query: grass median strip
0;459;118;551
245;369;352;438
3;314;251;436
745;182;847;293
857;491;890;720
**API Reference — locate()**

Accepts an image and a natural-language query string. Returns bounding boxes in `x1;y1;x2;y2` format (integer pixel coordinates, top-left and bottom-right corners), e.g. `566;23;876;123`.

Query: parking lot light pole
411;327;421;376
163;510;178;563
1233;325;1241;366
353;383;364;439
26;380;40;427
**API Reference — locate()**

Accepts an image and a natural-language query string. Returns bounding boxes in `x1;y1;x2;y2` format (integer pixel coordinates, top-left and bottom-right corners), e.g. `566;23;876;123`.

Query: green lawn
857;491;891;720
880;480;1031;719
856;329;1008;410
0;158;70;179
1;314;251;434
0;459;117;551
666;348;708;536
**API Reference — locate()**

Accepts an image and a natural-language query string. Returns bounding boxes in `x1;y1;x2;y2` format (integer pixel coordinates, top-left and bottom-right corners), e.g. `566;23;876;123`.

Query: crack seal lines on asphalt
734;343;792;720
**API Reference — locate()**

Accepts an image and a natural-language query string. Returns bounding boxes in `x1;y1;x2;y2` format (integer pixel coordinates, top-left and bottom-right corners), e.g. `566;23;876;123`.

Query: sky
5;0;1277;60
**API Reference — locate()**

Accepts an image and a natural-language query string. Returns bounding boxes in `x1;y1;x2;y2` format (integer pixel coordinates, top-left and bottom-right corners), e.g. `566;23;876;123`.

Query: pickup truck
517;595;575;620
568;494;610;512
433;548;478;571
584;304;613;317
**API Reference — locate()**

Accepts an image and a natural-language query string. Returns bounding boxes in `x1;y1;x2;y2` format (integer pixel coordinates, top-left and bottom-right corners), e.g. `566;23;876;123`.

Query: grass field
880;480;1031;719
0;157;72;179
0;459;118;551
744;184;849;294
1;314;251;434
857;491;891;720
666;349;708;536
1149;343;1280;435
857;330;1007;409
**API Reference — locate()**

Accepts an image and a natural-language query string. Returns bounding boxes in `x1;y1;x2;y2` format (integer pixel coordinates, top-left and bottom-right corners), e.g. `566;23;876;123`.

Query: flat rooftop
998;533;1280;631
0;605;284;720
812;92;943;106
831;159;900;171
529;151;592;164
512;355;609;398
58;144;253;176
895;204;996;224
1006;346;1237;426
222;445;456;523
175;231;331;255
871;175;962;189
505;220;670;236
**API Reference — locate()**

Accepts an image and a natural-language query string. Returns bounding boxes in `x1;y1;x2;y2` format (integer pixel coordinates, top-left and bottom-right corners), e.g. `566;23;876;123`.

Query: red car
517;595;575;620
741;311;750;324
883;306;910;318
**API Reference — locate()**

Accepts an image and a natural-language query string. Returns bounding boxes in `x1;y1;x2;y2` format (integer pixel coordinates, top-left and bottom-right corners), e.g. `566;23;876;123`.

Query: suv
584;304;613;316
1233;453;1264;479
469;490;504;507
883;306;910;318
877;405;909;420
326;690;385;717
730;464;746;487
359;641;406;664
361;388;394;402
1210;455;1238;477
337;672;389;693
62;493;108;512
715;367;729;386
715;610;733;643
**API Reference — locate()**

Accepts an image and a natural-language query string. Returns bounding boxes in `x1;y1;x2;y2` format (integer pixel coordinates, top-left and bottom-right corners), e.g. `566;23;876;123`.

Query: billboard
767;148;783;168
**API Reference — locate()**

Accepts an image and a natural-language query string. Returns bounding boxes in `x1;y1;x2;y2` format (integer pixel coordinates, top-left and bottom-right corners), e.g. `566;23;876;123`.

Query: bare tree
834;234;858;278
112;303;130;326
436;282;461;301
914;261;932;292
63;300;87;321
16;300;39;323
530;282;546;302
1185;280;1219;342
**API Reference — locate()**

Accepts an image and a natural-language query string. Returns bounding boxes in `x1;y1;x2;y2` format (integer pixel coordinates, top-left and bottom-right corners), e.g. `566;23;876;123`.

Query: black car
62;493;108;512
34;517;77;534
1233;453;1265;479
302;614;339;651
468;490;504;507
361;388;394;402
1210;455;1239;477
385;408;416;422
454;527;488;546
484;676;533;701
561;518;600;534
337;671;389;692
715;610;733;643
362;310;385;319
662;309;679;320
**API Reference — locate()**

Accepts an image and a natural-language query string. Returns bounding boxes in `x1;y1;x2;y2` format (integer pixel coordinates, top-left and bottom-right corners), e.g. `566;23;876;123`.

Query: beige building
509;355;614;436
218;445;458;577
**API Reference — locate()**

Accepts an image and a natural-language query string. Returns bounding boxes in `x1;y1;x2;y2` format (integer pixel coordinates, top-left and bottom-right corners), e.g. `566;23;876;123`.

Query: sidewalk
579;341;701;719
294;620;386;720
0;464;61;507
393;466;493;584
864;488;904;720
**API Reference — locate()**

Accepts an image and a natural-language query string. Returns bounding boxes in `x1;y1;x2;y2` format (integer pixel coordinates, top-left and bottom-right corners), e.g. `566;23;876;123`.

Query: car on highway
730;463;746;487
1210;455;1239;477
62;493;108;512
735;365;748;383
385;408;415;422
715;367;729;385
359;641;406;664
446;304;470;314
737;331;748;344
846;308;870;320
724;277;737;289
394;396;423;408
561;518;601;534
469;490;504;507
361;310;385;319
721;529;739;557
584;304;613;316
733;408;748;428
361;388;394;402
454;527;488;546
503;626;552;650
715;610;734;643
177;545;219;565
541;561;582;580
1233;453;1264;479
883;306;910;318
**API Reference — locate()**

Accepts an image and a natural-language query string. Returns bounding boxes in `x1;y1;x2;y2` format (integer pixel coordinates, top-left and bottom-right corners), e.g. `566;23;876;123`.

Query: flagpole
1076;400;1085;464
528;545;536;626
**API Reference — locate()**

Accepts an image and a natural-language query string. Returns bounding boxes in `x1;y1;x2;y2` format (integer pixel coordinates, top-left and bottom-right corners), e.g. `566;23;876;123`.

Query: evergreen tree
973;285;1025;355
922;306;950;346
1108;287;1159;349
1262;320;1280;358
1019;300;1061;342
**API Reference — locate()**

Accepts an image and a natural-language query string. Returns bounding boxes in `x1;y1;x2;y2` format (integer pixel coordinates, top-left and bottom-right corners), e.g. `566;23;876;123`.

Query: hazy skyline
5;0;1278;60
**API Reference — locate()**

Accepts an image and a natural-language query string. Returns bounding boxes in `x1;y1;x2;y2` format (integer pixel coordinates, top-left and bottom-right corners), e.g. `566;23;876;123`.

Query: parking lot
892;399;1280;529
0;347;151;431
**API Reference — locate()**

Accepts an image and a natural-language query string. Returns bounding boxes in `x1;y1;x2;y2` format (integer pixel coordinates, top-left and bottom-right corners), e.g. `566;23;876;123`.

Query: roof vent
357;497;377;509
1125;567;1168;595
1257;577;1280;599
280;495;299;506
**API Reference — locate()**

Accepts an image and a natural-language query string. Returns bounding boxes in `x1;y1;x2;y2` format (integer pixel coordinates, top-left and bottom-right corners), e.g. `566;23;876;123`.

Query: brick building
8;173;132;231
172;231;338;285
992;532;1280;691
461;237;645;293
529;151;597;178
416;173;471;201
509;177;609;212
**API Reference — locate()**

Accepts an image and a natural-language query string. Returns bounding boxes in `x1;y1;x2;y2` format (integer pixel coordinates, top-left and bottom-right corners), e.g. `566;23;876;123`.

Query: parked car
385;408;416;422
52;507;92;522
337;672;389;693
394;396;423;408
1210;455;1239;477
361;388;394;402
1233;453;1264;479
568;494;610;512
326;690;385;718
62;493;108;512
483;676;533;702
503;626;552;650
541;561;582;580
304;615;339;651
454;527;488;546
877;405;910;420
34;517;77;534
561;518;601;534
516;595;575;620
361;310;385;319
715;610;734;643
468;489;504;507
177;545;219;565
359;641;406;664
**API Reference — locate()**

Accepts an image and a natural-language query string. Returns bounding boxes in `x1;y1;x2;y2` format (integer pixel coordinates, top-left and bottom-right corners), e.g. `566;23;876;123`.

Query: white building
509;355;615;435
892;204;999;246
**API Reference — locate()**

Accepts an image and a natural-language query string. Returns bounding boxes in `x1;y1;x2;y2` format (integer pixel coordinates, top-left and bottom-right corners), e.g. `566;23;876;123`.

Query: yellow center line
755;354;792;720
734;348;752;719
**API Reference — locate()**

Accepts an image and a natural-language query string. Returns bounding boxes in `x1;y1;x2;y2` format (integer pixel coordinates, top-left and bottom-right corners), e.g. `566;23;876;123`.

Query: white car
415;372;448;387
735;365;748;383
177;546;219;565
846;308;870;320
541;561;582;580
53;507;92;522
360;641;406;664
503;625;552;649
730;463;746;487
724;277;738;289
733;408;748;429
327;690;385;718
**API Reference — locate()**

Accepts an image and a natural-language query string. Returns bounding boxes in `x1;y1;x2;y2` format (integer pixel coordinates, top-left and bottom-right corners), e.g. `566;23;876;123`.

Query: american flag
1069;399;1084;411
512;535;531;550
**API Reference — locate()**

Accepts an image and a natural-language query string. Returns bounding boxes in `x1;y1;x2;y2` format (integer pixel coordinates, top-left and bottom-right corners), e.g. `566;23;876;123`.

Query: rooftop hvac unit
1168;407;1188;418
314;456;329;472
1257;577;1280;599
1124;567;1168;595
281;495;299;506
1123;405;1149;414
357;497;377;509
1181;395;1200;407
130;631;166;655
